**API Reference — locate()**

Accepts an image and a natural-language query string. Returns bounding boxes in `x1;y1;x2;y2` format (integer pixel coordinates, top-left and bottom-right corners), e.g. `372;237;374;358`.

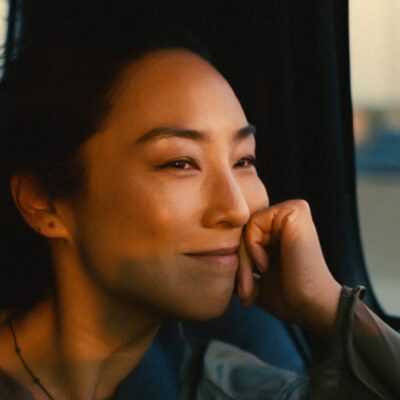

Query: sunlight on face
67;49;269;320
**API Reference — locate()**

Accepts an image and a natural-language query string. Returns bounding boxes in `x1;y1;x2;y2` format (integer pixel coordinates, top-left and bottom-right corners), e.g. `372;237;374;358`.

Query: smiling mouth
185;253;239;269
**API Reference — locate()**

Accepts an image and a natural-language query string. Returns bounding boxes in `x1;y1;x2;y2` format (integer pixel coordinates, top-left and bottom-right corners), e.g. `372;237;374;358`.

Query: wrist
302;282;342;337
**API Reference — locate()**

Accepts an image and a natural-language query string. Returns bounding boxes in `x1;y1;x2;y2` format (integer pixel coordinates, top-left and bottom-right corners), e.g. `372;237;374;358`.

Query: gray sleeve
309;286;400;400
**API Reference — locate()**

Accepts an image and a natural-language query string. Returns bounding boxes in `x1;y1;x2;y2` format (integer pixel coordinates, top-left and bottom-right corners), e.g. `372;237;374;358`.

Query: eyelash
160;156;257;171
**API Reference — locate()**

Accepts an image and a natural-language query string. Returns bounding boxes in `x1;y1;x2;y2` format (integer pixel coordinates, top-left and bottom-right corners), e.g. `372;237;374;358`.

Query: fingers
237;204;296;308
245;205;297;256
237;200;309;309
245;237;270;274
237;234;261;307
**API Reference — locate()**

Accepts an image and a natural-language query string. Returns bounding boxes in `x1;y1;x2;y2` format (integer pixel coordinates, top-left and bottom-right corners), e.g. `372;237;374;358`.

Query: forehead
102;49;248;139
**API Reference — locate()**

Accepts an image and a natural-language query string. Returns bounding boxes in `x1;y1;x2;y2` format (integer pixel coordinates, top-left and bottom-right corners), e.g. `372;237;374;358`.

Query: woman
0;26;399;399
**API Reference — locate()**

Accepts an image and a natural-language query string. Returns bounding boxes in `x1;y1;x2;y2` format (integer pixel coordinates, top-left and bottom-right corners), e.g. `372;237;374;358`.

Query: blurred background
0;0;398;314
350;0;400;315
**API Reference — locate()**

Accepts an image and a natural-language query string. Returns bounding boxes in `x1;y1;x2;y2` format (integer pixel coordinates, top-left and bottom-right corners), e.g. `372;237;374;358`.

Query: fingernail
252;271;262;280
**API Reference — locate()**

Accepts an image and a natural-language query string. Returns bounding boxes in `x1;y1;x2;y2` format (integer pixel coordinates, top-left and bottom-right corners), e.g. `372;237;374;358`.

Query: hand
236;199;342;336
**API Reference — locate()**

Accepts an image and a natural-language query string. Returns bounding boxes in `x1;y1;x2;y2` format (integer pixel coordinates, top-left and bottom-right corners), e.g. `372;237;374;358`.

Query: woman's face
66;49;269;320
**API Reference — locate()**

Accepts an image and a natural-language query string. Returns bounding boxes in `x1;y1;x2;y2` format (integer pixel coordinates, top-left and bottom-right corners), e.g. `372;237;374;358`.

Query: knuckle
245;209;263;229
293;199;311;213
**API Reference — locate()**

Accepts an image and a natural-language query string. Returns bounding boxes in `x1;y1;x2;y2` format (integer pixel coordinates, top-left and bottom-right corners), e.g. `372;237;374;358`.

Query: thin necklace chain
9;318;56;400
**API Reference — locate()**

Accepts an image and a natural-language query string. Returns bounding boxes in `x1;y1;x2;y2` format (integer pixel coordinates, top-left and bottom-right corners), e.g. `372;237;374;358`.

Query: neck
8;259;164;400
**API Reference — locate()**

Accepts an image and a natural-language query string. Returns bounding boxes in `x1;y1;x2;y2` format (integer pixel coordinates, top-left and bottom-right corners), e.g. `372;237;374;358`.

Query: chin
175;292;233;321
194;306;229;321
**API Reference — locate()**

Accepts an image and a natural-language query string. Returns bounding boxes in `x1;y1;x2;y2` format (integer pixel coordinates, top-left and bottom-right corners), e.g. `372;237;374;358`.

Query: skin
0;48;341;400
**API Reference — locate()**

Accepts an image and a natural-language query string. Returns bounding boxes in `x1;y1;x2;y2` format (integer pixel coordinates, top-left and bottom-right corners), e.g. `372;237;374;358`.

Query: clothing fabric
178;286;400;399
1;286;399;399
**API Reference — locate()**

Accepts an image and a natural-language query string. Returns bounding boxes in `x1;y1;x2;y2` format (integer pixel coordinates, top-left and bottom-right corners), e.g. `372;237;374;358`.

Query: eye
235;156;257;169
158;155;257;171
159;158;196;170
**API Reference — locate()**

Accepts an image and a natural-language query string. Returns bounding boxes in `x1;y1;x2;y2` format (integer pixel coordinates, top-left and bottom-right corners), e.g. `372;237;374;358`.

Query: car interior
1;2;399;399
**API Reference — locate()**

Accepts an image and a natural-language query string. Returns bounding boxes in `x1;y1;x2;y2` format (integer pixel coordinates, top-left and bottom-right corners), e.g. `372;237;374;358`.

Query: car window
0;0;8;79
350;0;400;316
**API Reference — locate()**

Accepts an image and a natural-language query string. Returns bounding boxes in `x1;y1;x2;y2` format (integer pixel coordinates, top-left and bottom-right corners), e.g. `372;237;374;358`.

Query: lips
185;245;239;256
184;246;239;270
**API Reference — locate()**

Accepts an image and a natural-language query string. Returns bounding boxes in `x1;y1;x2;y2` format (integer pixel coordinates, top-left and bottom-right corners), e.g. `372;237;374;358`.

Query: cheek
84;175;200;253
127;178;198;230
243;176;269;212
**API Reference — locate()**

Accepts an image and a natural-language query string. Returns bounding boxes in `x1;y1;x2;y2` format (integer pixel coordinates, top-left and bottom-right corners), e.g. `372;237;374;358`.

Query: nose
202;169;251;229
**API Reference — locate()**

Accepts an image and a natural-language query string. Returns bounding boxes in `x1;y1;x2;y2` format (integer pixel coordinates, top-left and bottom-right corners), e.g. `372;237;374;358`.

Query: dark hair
0;9;214;310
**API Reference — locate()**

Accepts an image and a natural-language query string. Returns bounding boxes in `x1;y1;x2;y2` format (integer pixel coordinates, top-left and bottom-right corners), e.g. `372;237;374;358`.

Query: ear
10;174;72;241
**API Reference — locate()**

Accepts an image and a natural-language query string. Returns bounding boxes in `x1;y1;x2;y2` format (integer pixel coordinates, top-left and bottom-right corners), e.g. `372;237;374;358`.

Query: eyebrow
134;123;257;146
